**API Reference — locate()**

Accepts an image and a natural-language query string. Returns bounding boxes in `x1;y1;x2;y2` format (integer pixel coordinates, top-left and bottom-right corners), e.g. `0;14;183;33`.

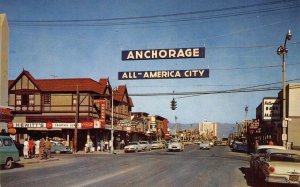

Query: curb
19;158;60;166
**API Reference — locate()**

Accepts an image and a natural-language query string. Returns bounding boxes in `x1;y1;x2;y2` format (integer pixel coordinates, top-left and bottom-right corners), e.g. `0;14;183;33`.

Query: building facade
7;70;134;151
198;121;218;140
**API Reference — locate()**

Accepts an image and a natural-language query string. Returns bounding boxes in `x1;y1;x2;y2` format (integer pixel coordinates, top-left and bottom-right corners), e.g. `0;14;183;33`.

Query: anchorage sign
119;69;209;80
122;47;205;61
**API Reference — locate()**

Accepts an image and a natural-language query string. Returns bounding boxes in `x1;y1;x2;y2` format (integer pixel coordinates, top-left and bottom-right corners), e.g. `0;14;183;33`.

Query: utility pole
110;88;115;154
277;30;292;148
74;85;79;153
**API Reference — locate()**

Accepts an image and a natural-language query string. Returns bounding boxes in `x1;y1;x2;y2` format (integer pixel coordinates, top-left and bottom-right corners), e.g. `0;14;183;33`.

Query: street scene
1;0;300;186
0;145;254;187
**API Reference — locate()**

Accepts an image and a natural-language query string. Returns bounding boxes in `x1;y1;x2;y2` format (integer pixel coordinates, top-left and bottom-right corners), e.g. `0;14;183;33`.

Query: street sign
122;47;205;61
118;69;209;80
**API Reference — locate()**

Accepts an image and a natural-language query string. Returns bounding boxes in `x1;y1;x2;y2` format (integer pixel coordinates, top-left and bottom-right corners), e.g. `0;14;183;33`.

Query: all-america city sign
120;47;208;80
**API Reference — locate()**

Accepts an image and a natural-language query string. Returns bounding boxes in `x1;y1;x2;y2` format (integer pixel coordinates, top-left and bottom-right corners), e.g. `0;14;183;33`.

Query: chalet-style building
7;70;134;151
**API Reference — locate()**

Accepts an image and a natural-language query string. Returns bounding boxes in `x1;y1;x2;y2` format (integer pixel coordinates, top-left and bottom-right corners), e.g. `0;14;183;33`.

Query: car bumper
266;175;300;184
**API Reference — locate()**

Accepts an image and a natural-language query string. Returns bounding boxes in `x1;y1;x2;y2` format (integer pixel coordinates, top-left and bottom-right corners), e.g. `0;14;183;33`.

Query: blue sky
1;0;300;124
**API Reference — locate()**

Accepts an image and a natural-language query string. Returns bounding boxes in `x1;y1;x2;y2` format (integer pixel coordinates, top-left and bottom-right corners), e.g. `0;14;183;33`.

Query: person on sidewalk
23;138;29;159
28;138;34;159
45;138;52;159
39;138;46;160
34;139;40;158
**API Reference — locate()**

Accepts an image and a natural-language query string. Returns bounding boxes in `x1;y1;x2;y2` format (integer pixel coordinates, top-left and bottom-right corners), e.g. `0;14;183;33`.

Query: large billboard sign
118;69;209;80
122;47;205;61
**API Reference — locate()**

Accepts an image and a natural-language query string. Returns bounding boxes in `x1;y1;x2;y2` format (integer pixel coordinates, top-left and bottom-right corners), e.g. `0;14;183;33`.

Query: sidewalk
18;157;60;166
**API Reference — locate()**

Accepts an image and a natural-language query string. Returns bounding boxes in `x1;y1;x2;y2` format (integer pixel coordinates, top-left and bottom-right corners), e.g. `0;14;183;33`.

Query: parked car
199;141;210;150
232;141;248;152
168;140;184;152
124;142;143;153
139;141;152;151
0;136;20;169
250;145;286;174
51;141;72;154
151;141;163;149
257;149;300;184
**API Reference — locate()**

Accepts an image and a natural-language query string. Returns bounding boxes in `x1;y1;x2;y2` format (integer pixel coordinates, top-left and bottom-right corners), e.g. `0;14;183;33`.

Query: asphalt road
0;145;261;187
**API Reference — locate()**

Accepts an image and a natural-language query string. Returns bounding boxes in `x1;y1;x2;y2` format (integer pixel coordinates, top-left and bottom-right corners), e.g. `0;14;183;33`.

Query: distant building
198;121;217;140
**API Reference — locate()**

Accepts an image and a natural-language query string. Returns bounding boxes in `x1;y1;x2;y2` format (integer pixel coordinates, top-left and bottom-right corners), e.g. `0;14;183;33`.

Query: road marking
72;165;140;187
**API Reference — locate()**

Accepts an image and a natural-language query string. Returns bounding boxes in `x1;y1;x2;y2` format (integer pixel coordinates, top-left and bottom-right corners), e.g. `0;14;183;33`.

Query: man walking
45;138;52;159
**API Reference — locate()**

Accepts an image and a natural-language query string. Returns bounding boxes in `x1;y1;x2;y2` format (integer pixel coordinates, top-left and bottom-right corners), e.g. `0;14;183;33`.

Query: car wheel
5;158;13;169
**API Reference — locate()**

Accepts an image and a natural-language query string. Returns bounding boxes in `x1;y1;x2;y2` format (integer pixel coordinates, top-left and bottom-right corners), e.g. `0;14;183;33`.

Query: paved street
0;145;256;187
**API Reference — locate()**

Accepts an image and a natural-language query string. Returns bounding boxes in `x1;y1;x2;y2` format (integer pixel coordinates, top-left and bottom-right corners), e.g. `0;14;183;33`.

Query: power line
128;78;300;97
8;1;299;27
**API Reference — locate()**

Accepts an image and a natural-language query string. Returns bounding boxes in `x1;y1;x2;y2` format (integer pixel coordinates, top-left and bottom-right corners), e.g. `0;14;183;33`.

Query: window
22;95;29;105
2;138;13;146
16;95;21;105
44;94;51;104
29;94;35;105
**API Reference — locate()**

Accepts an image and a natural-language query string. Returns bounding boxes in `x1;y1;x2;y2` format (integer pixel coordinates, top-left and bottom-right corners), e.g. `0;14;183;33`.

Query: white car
151;141;163;149
124;142;143;153
250;145;286;173
168;140;184;152
199;141;210;150
258;149;300;184
139;141;152;151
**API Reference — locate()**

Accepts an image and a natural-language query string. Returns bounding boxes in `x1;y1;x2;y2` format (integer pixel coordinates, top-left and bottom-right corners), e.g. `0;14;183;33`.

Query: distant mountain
169;122;235;138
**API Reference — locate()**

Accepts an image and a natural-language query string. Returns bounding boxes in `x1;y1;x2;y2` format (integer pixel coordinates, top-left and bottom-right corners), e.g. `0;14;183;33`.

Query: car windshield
140;142;147;144
258;148;268;154
129;142;138;145
270;153;300;162
152;141;158;143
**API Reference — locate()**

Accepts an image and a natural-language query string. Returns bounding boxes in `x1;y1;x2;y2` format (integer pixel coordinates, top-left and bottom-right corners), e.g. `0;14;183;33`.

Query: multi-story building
149;115;169;141
285;83;300;149
199;121;218;140
0;14;12;132
7;70;134;151
255;97;281;144
254;84;300;149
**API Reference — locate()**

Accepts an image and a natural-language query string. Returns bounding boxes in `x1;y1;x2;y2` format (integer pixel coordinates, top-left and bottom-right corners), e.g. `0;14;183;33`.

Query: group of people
23;138;52;160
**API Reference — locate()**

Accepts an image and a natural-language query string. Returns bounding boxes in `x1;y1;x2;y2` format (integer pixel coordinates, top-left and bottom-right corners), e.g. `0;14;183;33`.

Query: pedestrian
121;139;125;150
104;140;108;152
35;139;40;158
28;138;34;158
109;140;113;153
45;138;52;159
39;138;45;160
23;138;29;159
100;140;105;152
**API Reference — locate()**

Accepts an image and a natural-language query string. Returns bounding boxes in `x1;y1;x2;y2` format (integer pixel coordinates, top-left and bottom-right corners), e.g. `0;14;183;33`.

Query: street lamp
277;29;292;148
110;87;117;154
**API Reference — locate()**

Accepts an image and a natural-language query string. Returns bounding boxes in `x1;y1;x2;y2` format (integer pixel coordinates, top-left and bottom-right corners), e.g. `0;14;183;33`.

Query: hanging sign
119;69;209;80
122;47;205;61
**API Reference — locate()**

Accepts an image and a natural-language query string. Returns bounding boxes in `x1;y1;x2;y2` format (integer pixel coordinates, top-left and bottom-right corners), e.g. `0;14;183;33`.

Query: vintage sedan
199;141;210;150
151;141;163;149
139;141;152;151
258;149;300;184
168;140;184;152
124;142;143;153
51;141;72;154
250;145;286;173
